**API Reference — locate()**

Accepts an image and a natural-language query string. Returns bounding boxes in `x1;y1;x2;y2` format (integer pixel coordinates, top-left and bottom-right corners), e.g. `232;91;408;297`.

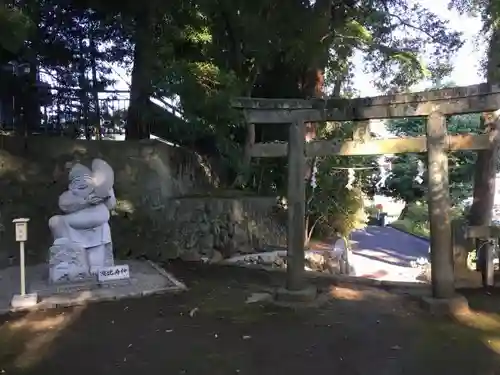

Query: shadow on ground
0;262;500;375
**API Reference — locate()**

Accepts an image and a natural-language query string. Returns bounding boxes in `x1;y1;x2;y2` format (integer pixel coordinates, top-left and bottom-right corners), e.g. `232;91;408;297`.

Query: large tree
157;0;463;187
95;0;463;142
449;0;500;247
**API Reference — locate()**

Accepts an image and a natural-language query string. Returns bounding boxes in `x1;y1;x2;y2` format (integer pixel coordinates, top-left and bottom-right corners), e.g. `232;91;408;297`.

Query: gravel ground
0;262;499;375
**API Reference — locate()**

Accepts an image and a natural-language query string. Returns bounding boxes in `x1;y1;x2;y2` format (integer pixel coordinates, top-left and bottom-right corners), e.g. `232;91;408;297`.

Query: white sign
95;265;130;282
15;223;27;242
13;219;29;242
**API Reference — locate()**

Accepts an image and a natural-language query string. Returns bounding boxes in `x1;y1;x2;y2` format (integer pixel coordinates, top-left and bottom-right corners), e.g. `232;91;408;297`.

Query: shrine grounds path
1;262;500;375
310;225;429;282
349;226;429;281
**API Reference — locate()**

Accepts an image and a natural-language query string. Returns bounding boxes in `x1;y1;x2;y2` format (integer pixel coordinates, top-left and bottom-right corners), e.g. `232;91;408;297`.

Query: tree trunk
301;0;332;99
22;0;41;138
305;215;322;247
231;121;255;188
126;7;156;140
77;36;91;140
469;28;500;220
89;29;101;140
232;0;333;188
399;203;409;220
469;22;500;224
468;22;500;286
23;63;40;138
305;215;310;247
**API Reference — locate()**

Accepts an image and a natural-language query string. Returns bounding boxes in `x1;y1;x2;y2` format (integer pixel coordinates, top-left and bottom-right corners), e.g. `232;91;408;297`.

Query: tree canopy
1;0;464;135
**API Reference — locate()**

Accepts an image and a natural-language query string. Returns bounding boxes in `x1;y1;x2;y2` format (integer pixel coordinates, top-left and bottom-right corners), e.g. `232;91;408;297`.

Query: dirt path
1;263;499;375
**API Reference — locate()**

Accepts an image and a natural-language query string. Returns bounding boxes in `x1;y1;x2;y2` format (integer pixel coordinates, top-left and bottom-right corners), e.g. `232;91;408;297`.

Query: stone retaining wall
0;136;286;265
116;196;287;262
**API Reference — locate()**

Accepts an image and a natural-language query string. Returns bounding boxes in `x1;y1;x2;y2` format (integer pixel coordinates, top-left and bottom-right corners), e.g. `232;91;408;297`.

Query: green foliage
355;2;462;91
304;122;379;241
405;203;432;222
382;153;427;204
116;0;465;150
390;203;464;238
308;171;368;239
1;0;465;150
382;112;481;205
391;218;430;238
0;5;32;54
449;0;500;78
365;205;380;218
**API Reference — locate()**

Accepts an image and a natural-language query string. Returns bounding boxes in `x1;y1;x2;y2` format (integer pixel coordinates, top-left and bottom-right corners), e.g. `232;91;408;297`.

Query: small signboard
95;265;130;282
13;218;29;242
15;223;27;242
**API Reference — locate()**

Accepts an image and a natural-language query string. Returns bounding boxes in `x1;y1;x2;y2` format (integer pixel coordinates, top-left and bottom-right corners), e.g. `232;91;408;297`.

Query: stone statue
48;159;116;283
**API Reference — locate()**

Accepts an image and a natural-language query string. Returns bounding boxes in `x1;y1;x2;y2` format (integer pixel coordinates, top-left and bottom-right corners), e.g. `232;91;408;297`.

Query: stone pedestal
275;285;318;303
49;239;90;283
49;240;114;284
11;293;39;309
86;243;115;269
270;285;327;308
420;294;469;316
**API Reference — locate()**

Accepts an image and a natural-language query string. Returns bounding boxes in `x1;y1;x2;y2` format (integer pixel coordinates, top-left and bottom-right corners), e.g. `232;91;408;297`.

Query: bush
391;218;429;238
390;203;463;238
405;204;429;223
365;205;380;218
312;187;368;240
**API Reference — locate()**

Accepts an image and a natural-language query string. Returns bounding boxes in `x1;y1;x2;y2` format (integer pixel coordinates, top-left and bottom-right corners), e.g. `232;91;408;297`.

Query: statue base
11;293;39;309
48;240;114;284
0;260;187;314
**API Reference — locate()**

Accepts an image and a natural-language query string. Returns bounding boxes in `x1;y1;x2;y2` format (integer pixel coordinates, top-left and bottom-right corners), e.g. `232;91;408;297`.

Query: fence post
426;111;455;298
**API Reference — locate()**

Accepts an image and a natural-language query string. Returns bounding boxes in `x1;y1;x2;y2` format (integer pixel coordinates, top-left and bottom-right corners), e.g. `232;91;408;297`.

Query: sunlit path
349;226;429;282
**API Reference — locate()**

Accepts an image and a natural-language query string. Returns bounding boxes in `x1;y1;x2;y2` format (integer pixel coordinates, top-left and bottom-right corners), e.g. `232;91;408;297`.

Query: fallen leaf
246;293;272;304
189;307;199;317
242;335;251;340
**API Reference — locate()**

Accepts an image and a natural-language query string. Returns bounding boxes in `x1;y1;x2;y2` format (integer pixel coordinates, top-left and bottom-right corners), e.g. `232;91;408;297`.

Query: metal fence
39;88;129;139
0;83;184;140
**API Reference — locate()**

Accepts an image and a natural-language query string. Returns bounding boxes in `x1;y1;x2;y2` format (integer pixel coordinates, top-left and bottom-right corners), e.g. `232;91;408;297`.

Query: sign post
11;218;39;309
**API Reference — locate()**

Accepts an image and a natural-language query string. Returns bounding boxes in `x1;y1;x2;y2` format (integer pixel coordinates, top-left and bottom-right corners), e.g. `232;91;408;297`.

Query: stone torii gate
232;83;500;303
